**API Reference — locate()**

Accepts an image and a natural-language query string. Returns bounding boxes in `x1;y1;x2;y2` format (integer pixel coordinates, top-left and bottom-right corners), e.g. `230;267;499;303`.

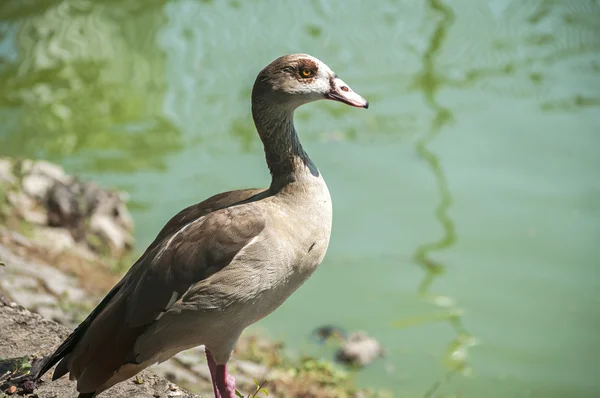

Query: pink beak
326;76;369;109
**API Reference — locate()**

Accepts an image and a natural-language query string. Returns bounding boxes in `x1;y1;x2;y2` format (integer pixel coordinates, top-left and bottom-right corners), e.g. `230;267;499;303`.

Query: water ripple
409;0;477;392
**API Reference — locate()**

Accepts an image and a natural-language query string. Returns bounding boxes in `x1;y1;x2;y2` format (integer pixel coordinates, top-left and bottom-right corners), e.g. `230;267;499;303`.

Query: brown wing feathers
34;280;126;381
150;188;264;245
34;191;267;395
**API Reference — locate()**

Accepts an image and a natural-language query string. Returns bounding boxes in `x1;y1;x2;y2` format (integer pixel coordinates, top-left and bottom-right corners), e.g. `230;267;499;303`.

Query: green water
1;0;599;396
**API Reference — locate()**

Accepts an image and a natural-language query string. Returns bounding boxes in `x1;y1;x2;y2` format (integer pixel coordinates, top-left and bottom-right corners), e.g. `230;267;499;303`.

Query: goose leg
205;349;221;398
215;363;236;398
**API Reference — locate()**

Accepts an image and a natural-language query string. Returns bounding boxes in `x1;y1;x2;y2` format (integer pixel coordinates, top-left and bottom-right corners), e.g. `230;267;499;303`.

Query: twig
248;379;268;398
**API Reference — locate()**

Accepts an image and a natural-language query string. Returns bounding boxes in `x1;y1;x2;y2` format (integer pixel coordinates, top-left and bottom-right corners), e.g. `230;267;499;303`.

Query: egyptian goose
35;53;368;398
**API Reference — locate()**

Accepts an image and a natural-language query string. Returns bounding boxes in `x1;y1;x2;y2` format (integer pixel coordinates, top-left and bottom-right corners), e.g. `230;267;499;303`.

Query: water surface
1;0;599;396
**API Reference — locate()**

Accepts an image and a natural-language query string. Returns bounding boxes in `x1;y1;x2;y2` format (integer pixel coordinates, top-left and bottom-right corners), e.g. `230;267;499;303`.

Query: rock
0;159;16;185
151;361;202;387
35;306;73;326
31;226;77;254
1;157;134;259
0;241;86;301
233;359;269;380
45;178;134;256
311;325;347;343
312;325;384;368
188;362;214;385
0;235;93;328
90;212;132;255
7;191;48;225
22;173;56;200
335;331;384;367
0;296;199;398
26;160;70;185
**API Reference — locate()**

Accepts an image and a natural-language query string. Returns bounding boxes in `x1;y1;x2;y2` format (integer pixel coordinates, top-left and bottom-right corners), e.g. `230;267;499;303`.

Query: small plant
235;378;269;398
0;356;33;383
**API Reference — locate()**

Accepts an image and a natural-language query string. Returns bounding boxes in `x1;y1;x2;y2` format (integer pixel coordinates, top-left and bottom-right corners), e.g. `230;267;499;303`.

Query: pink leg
216;363;236;398
205;348;221;398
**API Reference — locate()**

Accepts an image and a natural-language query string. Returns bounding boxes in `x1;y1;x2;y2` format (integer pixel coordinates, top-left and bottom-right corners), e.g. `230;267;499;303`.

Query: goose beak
326;76;369;109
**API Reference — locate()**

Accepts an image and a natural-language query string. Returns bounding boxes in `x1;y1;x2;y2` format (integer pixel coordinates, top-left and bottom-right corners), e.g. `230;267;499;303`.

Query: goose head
252;54;368;110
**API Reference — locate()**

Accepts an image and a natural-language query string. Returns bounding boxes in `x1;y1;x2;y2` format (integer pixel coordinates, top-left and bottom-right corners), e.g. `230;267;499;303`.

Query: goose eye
299;68;314;78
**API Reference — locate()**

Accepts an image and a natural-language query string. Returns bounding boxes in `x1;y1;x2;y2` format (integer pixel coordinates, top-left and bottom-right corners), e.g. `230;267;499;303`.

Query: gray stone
151;361;202;386
0;159;16;184
335;331;384;367
1;157;134;258
233;359;269;380
31;226;77;254
0;236;90;328
28;160;70;184
22;174;54;200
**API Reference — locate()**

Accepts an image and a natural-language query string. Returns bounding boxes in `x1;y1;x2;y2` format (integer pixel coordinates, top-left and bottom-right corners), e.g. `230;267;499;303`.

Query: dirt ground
0;295;199;398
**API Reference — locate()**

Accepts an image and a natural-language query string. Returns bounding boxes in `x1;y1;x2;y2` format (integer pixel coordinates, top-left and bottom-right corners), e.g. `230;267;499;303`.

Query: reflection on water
410;0;475;385
1;1;600;397
0;0;182;172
